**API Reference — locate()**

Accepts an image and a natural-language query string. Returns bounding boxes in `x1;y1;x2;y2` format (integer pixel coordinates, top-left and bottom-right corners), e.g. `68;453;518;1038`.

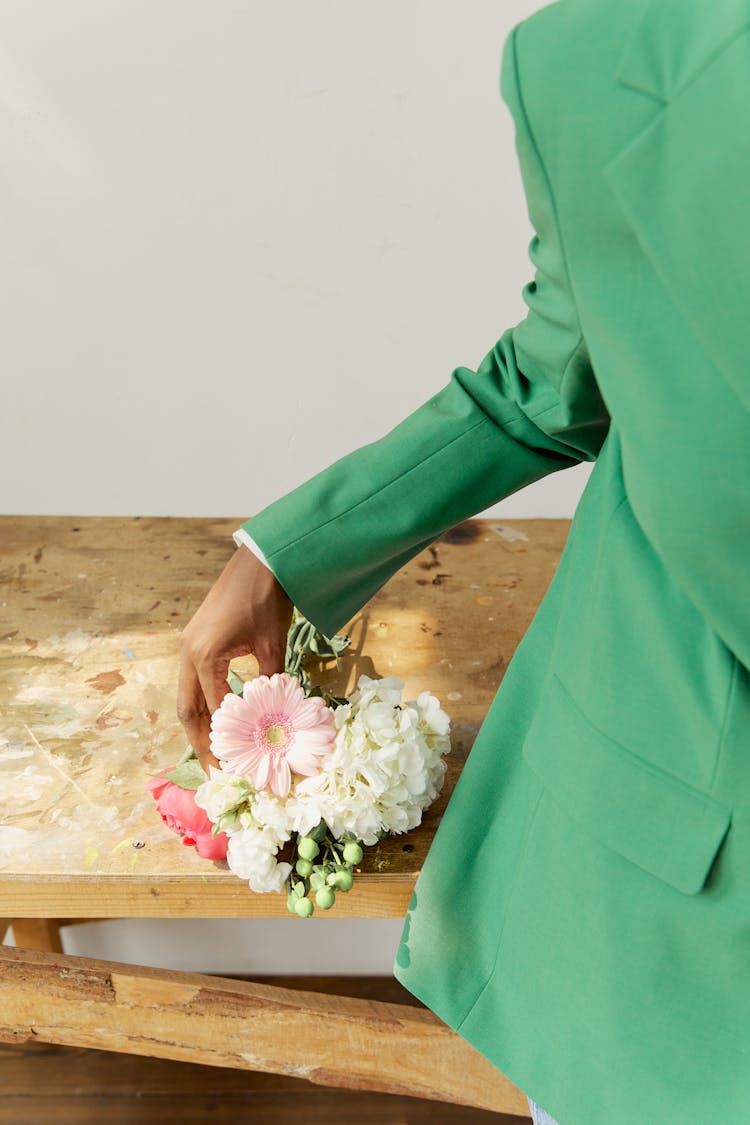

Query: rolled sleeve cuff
232;527;274;572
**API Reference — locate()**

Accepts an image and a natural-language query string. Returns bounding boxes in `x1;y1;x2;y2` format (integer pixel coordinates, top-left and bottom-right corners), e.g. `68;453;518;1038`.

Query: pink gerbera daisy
209;672;336;798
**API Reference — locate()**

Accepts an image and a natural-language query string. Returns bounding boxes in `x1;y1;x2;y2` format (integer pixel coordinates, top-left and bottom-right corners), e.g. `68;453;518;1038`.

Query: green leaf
227;669;245;696
325;693;349;709
285;612;349;668
282;609;352;706
318;631;350;658
163;758;208;790
176;743;198;766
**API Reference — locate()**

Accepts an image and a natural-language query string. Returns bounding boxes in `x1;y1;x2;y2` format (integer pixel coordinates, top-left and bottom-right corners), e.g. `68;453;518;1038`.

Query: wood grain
0;514;570;917
0;945;531;1116
0;514;568;1113
0;1039;528;1123
9;918;63;952
0;975;530;1120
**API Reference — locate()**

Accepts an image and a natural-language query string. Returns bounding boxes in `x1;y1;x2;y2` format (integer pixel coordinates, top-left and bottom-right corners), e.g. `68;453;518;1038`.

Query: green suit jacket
237;1;750;1120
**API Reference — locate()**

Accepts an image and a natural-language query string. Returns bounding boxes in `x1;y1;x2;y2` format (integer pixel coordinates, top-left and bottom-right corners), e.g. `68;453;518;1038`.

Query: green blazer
238;1;750;1120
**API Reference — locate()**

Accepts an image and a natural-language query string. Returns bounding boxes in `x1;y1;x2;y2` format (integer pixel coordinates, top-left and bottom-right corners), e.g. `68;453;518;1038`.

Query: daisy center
260;714;294;755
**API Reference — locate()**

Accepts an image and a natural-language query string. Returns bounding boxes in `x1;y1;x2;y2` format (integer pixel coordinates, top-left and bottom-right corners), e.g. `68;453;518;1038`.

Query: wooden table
0;514;570;1115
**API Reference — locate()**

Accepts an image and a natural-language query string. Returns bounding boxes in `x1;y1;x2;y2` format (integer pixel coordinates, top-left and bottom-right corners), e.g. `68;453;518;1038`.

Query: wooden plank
0;876;414;917
0;514;568;917
9;918;63;952
0;1096;523;1125
0;945;530;1116
45;917;113;928
0;1038;529;1124
0;1093;525;1125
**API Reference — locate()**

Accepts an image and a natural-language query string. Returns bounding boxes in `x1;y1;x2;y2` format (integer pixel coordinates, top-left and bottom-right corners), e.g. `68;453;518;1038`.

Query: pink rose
146;767;229;861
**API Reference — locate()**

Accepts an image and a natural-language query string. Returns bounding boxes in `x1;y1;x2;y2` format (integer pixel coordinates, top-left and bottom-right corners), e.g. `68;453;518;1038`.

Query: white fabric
232;527;273;571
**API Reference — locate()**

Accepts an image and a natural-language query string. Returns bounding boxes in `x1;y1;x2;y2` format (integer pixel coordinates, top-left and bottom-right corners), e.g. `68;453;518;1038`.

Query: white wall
0;0;589;522
2;0;590;974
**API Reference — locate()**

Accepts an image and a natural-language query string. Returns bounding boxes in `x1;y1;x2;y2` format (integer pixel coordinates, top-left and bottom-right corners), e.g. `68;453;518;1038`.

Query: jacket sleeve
237;23;610;638
233;527;274;570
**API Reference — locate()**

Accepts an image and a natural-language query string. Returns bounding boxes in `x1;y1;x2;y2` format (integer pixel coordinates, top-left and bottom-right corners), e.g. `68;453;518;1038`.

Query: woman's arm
233;23;609;639
177;20;611;768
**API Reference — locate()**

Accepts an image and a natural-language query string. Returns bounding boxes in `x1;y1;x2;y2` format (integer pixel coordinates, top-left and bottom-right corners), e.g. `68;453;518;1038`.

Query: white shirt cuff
233;527;273;571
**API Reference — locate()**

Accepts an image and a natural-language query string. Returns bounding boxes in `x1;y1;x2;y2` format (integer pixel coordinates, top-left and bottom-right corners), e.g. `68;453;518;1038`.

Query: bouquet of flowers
147;608;451;917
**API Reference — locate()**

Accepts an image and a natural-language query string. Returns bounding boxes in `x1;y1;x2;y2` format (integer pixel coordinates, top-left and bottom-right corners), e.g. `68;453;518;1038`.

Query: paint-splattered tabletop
0;515;570;917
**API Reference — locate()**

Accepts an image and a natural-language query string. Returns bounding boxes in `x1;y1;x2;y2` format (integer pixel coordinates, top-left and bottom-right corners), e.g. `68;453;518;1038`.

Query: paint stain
0;743;33;762
417;545;440;570
83;840;99;867
33;546;44;564
86;669;126;695
439;521;481;546
476;595;494;606
146;710;159;725
432;573;452;586
95;708;131;730
493;524;529;543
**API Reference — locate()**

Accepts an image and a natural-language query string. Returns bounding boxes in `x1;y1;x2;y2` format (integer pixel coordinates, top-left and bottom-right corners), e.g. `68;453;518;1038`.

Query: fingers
198;651;234;716
175;546;296;777
177;644;221;774
254;641;287;678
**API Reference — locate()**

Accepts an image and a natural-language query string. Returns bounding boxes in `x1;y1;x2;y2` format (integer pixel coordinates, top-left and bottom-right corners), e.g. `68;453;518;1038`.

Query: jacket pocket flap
522;672;732;895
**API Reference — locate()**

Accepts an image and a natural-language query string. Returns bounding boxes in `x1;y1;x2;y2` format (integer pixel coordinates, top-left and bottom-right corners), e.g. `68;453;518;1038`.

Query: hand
177;545;294;775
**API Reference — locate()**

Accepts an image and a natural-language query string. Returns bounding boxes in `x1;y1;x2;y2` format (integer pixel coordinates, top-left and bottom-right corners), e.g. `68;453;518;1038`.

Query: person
178;1;750;1121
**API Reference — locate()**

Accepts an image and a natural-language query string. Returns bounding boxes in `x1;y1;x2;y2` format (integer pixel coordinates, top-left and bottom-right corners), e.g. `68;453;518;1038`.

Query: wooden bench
0;514;569;1115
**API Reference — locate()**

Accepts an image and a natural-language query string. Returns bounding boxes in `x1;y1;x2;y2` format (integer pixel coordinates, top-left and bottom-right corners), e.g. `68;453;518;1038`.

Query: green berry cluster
285;821;364;917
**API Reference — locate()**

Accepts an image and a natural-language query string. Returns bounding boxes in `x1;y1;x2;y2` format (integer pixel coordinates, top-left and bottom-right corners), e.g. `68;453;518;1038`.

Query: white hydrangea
250;785;327;839
227;824;293;893
281;790;328;838
294;674;451;846
250;787;294;838
194;673;451;890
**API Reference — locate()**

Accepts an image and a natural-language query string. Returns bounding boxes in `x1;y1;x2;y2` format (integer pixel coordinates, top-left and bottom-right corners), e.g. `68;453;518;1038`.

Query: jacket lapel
612;0;750;101
603;0;750;414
